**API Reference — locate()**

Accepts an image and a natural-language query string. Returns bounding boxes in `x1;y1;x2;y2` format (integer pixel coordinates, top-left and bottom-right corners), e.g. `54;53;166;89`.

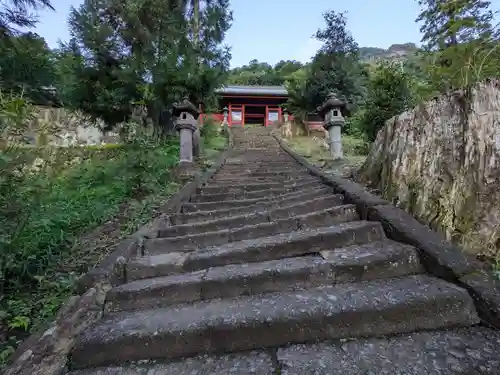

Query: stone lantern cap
222;106;229;113
173;96;201;120
317;92;347;119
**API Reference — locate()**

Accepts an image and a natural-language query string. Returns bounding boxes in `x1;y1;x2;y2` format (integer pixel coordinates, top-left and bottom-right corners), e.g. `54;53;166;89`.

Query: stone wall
26;106;120;146
358;79;500;259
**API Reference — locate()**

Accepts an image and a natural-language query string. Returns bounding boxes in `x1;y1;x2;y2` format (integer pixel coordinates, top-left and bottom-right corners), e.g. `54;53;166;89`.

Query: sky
35;0;500;68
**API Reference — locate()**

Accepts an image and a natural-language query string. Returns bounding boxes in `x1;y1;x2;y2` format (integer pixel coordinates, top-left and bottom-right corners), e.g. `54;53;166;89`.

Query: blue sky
35;0;500;68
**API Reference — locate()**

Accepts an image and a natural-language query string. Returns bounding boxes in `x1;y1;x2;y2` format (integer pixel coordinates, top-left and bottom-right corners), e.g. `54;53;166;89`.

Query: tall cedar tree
61;0;231;131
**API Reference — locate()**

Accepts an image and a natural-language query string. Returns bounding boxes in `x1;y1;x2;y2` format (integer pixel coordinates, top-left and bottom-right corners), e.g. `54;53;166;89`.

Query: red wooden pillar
228;103;232;127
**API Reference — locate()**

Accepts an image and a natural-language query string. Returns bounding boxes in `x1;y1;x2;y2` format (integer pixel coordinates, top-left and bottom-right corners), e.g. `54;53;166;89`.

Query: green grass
285;135;369;177
0;132;227;367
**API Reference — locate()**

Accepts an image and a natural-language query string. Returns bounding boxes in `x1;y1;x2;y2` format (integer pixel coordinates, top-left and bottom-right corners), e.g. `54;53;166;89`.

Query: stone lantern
221;106;229;132
173;96;201;179
318;92;347;160
282;107;289;123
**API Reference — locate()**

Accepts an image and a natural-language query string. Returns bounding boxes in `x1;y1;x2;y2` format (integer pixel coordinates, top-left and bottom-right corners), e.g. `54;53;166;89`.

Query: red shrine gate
215;85;288;127
200;85;324;131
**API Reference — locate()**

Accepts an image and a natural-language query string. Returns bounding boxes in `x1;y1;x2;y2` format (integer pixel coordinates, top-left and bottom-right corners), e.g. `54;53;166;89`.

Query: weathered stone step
198;178;321;195
162;195;349;237
105;241;423;313
216;161;303;168
181;186;335;213
197;181;284;194
171;192;344;225
67;351;275;375
125;221;384;282
182;220;385;271
210;173;312;183
278;326;500;374
65;326;500;375
217;161;300;169
147;205;357;253
209;175;315;184
70;275;478;369
189;188;285;203
191;180;325;203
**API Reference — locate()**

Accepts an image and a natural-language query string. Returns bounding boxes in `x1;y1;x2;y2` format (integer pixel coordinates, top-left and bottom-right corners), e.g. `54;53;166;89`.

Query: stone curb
4;131;234;375
274;134;500;329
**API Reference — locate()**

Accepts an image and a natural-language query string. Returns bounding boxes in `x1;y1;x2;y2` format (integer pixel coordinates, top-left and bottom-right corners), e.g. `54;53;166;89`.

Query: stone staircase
68;127;500;374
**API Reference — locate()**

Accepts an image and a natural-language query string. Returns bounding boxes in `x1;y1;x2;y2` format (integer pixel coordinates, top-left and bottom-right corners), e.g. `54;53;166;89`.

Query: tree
416;0;499;91
0;32;55;87
0;32;57;103
0;0;54;37
60;0;232;132
303;10;367;110
417;0;495;51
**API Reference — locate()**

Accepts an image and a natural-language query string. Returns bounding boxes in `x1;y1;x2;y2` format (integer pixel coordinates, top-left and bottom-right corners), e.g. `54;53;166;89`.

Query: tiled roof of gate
215;85;288;96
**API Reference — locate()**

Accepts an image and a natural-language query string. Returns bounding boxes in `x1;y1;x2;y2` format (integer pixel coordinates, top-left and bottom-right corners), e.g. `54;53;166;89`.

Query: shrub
357;63;415;142
200;116;219;139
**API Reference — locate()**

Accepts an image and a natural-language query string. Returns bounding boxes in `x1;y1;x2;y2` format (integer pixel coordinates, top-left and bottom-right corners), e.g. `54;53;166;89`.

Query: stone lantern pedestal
281;107;292;138
172;97;201;181
318;92;347;160
221;106;229;134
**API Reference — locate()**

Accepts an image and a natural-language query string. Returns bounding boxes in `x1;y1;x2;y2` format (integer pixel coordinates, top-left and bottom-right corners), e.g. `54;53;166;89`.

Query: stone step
211;168;312;175
216;163;306;170
67;351;275;375
70;275;479;369
171;192;345;225
190;181;325;203
162;195;349;237
181;185;333;213
198;178;321;195
189;188;286;203
65;326;500;375
197;181;284;194
210;174;312;183
278;326;500;374
147;205;358;253
217;162;300;169
181;186;335;213
209;175;315;184
125;221;385;282
105;240;423;313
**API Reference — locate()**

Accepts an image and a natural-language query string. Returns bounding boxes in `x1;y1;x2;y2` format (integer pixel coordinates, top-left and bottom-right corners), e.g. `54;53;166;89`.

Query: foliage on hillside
284;1;500;144
227;59;304;86
359;43;418;63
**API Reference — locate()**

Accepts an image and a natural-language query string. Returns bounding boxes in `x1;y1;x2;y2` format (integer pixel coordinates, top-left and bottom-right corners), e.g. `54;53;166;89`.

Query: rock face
358;79;500;259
